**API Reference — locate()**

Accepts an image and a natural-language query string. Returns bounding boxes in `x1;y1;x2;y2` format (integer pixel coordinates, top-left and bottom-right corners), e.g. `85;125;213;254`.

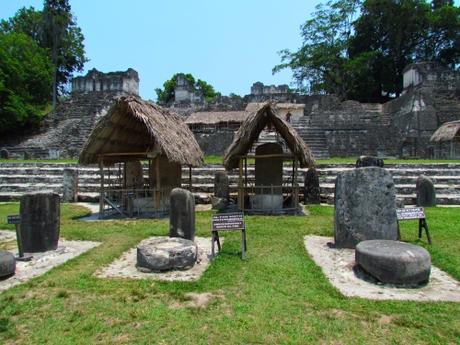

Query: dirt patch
304;235;460;302
378;315;394;326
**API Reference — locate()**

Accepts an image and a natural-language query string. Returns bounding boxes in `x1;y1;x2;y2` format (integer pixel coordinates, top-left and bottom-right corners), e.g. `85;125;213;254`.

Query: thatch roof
430;120;460;142
79;96;204;166
185;111;249;125
223;102;315;169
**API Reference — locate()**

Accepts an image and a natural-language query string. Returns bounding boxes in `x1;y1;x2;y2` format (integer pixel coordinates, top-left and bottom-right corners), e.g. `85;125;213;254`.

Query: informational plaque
212;212;245;231
7;215;21;224
396;207;425;220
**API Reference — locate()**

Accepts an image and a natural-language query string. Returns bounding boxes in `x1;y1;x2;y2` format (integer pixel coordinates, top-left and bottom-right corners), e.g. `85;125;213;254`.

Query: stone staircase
2;92;123;159
291;117;330;159
1;163;459;206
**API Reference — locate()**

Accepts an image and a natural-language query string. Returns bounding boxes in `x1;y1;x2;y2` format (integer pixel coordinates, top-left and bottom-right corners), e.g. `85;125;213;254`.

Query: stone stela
211;212;247;259
396;207;432;244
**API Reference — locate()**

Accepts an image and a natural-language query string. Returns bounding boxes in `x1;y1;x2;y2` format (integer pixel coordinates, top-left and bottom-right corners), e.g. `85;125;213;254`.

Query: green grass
0;203;459;344
0;159;77;164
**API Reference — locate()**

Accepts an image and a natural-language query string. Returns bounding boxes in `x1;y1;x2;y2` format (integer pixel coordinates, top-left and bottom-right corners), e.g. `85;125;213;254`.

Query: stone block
334;167;399;248
20;192;60;252
416;175;436;207
137;237;197;272
0;148;9;159
169;188;195;241
214;171;229;199
62;168;78;203
304;167;320;204
356;240;431;285
356;156;384;168
0;251;16;278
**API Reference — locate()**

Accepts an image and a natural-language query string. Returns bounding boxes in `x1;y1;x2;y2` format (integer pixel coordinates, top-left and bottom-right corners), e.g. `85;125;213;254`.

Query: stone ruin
1;61;459;160
333;164;432;286
1;68;139;159
136;188;198;273
1;192;61;279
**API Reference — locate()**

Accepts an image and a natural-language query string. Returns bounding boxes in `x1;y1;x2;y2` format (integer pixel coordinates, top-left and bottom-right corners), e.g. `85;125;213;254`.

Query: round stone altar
136;237;197;272
0;251;16;278
355;240;431;286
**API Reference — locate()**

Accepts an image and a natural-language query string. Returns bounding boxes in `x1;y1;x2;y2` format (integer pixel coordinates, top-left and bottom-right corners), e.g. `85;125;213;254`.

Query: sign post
211;212;247;259
396;207;432;244
6;215;32;261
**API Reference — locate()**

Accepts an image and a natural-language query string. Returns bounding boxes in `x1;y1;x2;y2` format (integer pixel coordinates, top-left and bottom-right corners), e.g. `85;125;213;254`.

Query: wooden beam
155;156;161;209
99;157;104;219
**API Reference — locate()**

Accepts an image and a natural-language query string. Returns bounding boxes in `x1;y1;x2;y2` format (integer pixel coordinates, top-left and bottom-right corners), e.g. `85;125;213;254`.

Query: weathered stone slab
169;188;195;241
0;251;15;278
136;237;197;272
416;175;436;207
334;167;398;248
212;171;229;211
62;168;78;203
304;167;320;204
20;192;60;252
356;156;384;168
0;148;9;159
356;240;431;286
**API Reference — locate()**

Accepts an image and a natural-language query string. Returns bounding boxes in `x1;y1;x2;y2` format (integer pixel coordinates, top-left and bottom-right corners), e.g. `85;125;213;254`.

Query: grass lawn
0;204;459;344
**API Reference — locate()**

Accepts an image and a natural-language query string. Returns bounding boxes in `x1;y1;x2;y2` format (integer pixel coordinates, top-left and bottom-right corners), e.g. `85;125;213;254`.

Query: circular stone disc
0;251;16;278
355;240;431;286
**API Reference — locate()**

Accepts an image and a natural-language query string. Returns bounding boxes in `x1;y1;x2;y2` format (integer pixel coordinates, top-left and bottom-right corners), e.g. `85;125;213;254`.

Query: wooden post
99;157;104;219
244;157;248;202
189;165;192;190
238;158;244;210
293;158;299;209
155;156;161;209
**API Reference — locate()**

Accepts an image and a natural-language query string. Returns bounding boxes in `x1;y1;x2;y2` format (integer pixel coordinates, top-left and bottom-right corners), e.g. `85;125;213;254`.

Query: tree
42;0;86;109
0;32;53;134
273;0;361;98
274;0;459;103
155;73;219;104
0;2;87;107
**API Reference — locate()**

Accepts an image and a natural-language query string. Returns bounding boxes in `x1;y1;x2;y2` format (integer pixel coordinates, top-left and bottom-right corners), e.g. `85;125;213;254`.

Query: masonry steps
0;162;459;205
291;117;330;159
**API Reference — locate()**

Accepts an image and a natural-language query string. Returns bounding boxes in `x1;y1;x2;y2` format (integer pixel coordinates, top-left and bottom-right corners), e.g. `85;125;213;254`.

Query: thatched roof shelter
430;120;460;142
223;102;315;169
79;96;204;166
186;111;249;125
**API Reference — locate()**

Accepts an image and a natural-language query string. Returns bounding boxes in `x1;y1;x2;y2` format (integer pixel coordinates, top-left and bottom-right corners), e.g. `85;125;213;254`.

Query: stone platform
95;236;220;282
0;230;100;292
304;235;460;301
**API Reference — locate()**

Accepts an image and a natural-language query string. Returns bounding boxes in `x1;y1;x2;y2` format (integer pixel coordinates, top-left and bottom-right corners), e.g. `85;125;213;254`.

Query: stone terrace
1;163;459;206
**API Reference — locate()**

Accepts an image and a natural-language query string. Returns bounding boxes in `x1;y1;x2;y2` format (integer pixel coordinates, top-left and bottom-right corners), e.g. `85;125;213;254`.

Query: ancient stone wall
72;68;139;95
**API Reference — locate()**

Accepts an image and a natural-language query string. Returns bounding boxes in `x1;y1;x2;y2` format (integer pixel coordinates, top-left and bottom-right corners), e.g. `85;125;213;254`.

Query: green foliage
275;0;460;102
0;32;53;134
155;73;219;104
0;2;87;97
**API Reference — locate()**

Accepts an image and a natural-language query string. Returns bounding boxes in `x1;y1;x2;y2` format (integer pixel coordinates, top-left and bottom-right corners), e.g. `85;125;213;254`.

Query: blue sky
0;0;316;99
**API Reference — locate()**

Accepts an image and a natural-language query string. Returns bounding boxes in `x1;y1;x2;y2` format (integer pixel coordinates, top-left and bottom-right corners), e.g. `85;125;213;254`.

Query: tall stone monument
20;192;60;252
169;188;196;241
334;167;399;248
304;167;320;204
416;175;436;207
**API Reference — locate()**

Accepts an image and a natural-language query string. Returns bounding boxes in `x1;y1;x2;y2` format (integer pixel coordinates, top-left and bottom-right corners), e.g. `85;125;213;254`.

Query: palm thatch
79;96;204;166
186;111;249;125
430;120;460;142
223;102;315;169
